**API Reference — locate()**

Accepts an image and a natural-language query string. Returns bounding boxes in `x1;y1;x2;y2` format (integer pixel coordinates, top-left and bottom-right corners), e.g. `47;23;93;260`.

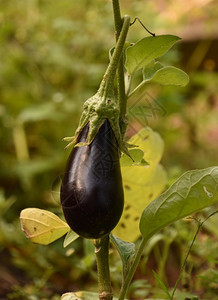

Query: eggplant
61;119;124;239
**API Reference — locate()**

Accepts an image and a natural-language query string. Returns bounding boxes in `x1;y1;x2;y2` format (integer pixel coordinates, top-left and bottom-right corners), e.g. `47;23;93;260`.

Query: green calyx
64;15;130;154
74;92;120;148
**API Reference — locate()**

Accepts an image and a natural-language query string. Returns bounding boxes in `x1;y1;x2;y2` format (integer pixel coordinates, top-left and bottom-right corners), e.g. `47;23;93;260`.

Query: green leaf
143;60;163;80
63;230;79;248
153;271;171;299
20;208;70;245
143;60;189;86
110;234;135;279
140;167;218;241
125;35;181;74
129;63;189;101
148;66;189;86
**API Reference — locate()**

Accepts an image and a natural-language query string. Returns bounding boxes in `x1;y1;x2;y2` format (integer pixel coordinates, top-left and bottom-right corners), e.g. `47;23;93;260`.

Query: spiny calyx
65;91;121;148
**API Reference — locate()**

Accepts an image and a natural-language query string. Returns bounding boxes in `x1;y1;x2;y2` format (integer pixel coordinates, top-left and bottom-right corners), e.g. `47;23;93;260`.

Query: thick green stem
98;15;130;100
94;235;113;300
112;0;128;137
112;0;122;33
118;238;147;300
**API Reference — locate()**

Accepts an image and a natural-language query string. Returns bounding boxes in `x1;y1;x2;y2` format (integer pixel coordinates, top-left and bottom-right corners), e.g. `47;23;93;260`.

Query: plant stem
112;0;128;137
118;237;147;300
112;0;122;33
97;15;130;100
94;235;113;300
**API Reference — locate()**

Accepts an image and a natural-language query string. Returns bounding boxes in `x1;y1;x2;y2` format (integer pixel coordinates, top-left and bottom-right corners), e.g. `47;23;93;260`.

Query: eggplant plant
20;0;218;299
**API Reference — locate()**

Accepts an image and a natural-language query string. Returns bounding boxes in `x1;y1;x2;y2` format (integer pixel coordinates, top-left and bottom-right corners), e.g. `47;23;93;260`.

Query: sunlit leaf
63;230;79;248
128;127;165;165
125;35;180;74
61;291;95;300
120;148;146;166
61;292;124;300
20;208;69;245
113;128;167;242
140;167;218;241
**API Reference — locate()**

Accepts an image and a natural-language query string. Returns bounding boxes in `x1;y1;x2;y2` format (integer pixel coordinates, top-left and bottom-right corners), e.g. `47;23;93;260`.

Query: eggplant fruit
61;119;124;239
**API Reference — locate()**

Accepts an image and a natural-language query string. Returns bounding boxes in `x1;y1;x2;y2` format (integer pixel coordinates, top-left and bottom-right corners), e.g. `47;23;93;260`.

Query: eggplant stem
97;15;130;100
94;235;113;300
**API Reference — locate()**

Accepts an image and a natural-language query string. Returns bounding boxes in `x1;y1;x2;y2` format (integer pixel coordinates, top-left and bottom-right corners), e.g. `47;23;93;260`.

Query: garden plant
19;0;218;299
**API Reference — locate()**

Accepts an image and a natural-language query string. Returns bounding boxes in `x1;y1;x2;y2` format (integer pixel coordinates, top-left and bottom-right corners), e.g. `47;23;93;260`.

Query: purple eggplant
61;119;124;239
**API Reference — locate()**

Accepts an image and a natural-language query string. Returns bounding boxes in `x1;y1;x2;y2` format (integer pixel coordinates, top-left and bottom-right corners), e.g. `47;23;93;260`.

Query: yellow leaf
20;208;70;245
113;128;167;242
128;127;164;165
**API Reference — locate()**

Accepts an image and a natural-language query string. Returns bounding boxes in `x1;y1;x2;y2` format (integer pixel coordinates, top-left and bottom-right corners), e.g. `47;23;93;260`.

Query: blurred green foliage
0;0;217;299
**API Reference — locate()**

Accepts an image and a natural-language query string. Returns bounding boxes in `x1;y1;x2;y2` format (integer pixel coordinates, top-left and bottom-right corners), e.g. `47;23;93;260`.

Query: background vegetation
0;0;217;299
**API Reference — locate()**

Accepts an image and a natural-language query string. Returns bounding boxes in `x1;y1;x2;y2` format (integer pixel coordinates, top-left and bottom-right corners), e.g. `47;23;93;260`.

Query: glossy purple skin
61;119;124;239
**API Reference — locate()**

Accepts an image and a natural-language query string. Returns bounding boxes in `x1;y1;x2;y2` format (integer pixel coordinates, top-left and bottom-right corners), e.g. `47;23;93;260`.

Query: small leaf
149;66;189;86
20;208;69;245
110;234;135;279
63;230;79;248
120;148;146;166
125;35;181;74
129;64;189;101
140;167;218;241
61;292;123;300
128;127;164;165
143;60;163;80
153;271;171;298
61;292;81;300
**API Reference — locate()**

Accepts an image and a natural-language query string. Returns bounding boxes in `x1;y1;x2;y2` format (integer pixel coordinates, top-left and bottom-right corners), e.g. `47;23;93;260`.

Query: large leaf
20;208;69;245
125;35;180;74
113;128;167;242
140;167;218;241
